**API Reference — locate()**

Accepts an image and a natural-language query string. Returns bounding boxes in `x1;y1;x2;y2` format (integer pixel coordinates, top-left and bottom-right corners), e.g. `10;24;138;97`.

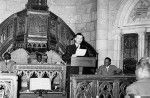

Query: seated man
96;57;122;76
31;53;46;64
46;50;64;64
0;52;16;73
125;57;150;98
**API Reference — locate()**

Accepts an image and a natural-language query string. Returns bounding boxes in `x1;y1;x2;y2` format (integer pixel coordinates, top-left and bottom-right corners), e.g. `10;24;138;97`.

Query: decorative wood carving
0;73;18;98
70;75;135;98
0;0;75;57
14;64;66;94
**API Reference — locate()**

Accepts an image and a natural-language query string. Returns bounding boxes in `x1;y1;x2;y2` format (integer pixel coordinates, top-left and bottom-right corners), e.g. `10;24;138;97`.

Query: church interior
0;0;148;98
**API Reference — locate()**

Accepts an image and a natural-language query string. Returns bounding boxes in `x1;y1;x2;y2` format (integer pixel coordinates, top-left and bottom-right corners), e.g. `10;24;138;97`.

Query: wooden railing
70;75;136;98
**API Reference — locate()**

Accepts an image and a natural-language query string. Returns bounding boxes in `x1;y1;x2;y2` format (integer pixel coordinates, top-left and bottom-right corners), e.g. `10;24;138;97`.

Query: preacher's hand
72;54;77;57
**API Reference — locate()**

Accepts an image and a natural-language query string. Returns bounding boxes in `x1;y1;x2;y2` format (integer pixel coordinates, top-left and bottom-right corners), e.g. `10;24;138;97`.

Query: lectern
71;57;96;74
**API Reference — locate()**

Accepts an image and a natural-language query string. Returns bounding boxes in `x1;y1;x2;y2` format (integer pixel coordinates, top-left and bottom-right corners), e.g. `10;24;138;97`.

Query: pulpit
71;57;96;74
66;57;96;98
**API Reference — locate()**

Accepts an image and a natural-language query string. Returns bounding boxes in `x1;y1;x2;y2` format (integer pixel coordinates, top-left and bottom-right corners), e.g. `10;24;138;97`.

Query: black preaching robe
62;41;97;74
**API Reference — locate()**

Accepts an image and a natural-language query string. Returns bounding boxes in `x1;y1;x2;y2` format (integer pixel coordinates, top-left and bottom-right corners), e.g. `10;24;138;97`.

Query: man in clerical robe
62;33;97;74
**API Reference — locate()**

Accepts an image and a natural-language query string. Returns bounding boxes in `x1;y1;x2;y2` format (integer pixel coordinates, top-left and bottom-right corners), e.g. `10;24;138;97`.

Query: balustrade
70;75;136;98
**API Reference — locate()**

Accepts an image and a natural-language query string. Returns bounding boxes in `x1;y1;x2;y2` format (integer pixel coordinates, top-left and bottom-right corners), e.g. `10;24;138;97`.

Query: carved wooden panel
27;13;48;36
17;17;25;37
47;13;74;54
48;19;58;50
70;75;135;98
14;64;66;94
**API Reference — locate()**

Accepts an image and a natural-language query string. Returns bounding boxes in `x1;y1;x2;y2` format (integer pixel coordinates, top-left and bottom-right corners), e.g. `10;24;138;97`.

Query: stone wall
96;0;125;68
49;0;97;49
107;0;123;67
0;0;97;50
0;0;28;23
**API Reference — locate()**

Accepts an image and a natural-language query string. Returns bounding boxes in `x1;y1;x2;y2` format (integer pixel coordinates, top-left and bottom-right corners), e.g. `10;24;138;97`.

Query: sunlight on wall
0;0;28;23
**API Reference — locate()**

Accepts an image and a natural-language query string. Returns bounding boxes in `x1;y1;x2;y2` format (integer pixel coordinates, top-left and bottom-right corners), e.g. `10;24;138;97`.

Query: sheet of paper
30;78;51;91
75;49;87;56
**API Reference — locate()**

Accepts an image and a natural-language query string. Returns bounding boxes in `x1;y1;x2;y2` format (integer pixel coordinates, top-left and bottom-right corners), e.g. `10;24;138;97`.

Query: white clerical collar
106;66;109;70
75;43;80;48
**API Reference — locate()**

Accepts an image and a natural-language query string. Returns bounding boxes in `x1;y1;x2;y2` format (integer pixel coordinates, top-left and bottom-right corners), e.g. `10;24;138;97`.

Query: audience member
125;57;150;98
46;50;64;64
31;53;45;64
96;57;122;76
0;52;16;73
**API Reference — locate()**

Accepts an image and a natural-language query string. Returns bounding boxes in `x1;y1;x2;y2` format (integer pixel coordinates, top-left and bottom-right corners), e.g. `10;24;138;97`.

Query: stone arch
115;0;149;73
112;0;141;69
115;0;140;27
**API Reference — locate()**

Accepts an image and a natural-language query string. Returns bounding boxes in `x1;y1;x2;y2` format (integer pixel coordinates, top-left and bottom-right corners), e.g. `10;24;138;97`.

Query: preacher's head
74;33;85;45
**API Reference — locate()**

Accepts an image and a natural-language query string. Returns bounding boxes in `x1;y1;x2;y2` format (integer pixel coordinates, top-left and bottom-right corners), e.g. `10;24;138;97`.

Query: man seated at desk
0;52;16;73
96;57;122;76
62;33;97;74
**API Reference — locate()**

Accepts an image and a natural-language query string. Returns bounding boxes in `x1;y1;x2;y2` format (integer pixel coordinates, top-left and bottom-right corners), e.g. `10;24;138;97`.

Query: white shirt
106;66;109;71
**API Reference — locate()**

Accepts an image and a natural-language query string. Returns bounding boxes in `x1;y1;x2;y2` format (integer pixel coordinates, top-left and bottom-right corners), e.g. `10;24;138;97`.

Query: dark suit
125;79;150;98
62;41;97;64
97;65;122;76
62;44;89;64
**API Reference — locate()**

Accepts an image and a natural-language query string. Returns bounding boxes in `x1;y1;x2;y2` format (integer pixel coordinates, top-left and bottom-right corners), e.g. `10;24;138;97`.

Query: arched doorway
116;0;150;74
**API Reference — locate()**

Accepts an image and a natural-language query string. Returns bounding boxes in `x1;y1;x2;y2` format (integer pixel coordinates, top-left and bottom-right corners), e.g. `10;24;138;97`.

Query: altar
14;64;66;98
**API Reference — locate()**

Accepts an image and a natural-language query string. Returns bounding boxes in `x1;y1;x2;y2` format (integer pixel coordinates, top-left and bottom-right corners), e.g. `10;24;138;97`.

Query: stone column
138;28;146;59
96;0;109;66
